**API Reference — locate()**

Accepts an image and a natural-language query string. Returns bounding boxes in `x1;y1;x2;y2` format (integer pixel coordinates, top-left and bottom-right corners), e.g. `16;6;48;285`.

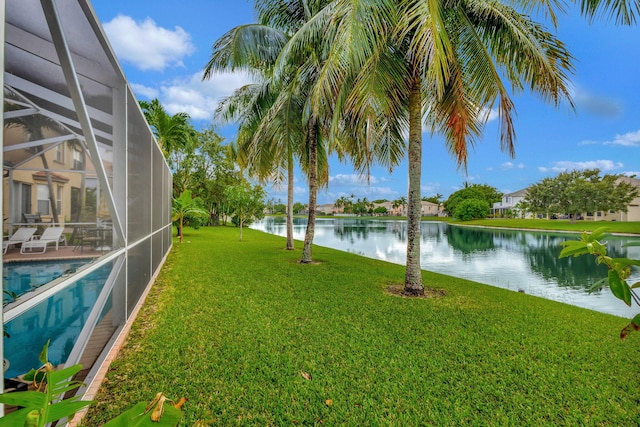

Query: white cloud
104;15;195;71
131;71;254;121
421;182;440;195
130;83;159;99
480;107;499;122
501;162;514;170
539;160;624;173
500;162;525;170
603;130;640;147
329;174;379;186
577;139;599;146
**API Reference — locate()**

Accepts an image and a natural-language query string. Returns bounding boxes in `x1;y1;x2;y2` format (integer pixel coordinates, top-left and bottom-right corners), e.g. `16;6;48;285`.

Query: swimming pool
3;260;113;378
3;259;92;304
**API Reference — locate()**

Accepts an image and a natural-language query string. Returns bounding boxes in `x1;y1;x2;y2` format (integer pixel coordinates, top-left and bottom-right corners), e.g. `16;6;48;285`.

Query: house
583;176;640;222
379;200;440;217
491;189;529;217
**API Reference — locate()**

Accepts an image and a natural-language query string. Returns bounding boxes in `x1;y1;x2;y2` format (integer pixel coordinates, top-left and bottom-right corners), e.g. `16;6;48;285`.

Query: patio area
3;245;105;262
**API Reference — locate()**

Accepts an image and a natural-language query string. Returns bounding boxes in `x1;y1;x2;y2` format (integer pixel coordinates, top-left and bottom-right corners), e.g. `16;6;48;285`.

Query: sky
91;1;640;205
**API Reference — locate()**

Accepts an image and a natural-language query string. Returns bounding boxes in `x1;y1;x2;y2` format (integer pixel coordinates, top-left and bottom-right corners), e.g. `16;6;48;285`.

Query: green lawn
84;226;639;426
314;215;640;235
447;218;640;235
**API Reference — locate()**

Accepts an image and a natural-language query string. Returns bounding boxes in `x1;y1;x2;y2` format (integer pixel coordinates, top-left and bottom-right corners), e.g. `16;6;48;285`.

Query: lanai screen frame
1;0;173;410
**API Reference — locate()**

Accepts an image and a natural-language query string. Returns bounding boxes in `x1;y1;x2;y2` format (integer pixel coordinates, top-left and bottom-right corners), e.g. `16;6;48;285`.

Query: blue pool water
3;259;92;303
3;260;113;378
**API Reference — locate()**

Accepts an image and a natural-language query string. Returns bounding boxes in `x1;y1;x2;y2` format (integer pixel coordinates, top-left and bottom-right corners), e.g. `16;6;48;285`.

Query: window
597;211;602;217
37;184;50;215
610;210;616;214
57;185;63;215
20;183;32;214
73;149;84;170
55;144;65;163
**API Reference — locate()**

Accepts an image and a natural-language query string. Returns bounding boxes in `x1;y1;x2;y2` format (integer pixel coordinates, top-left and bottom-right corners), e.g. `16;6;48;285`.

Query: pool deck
3;245;105;262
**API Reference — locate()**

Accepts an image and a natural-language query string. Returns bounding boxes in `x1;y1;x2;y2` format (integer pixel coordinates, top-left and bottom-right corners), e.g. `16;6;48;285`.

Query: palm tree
139;99;195;179
286;0;574;295
203;17;297;249
172;190;208;243
579;0;640;24
204;1;335;255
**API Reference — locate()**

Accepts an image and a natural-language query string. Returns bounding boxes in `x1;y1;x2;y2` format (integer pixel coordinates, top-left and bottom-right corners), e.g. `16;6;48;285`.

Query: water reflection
251;217;640;317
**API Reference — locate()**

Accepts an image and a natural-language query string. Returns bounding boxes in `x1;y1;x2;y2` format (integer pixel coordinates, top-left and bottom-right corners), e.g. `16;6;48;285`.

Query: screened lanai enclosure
1;0;173;408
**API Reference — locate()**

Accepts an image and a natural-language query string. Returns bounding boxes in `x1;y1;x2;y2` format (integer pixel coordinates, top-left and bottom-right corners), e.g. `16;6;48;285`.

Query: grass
448;218;640;235
312;214;640;235
83;226;640;426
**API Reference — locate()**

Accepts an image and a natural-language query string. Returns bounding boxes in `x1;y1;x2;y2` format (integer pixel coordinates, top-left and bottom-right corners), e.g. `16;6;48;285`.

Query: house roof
505;188;528;198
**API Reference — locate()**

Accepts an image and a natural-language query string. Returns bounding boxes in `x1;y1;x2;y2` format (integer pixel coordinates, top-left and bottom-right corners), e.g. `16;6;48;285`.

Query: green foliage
444;184;502;216
0;341;93;427
293;202;306;214
454;199;490;221
172;190;209;242
373;206;388;215
224;184;266;240
352;198;374;216
103;395;183;427
0;343;184;427
560;226;640;339
272;203;287;214
524;169;639;220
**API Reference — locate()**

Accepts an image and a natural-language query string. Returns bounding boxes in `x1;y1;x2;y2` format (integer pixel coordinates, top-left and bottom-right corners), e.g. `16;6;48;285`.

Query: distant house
316;203;337;215
583;176;640;222
491;189;529;217
380;200;440;217
490;177;640;221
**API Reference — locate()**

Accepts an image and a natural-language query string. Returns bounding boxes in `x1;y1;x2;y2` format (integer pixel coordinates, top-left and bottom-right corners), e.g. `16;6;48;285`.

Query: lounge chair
20;227;66;254
3;227;37;254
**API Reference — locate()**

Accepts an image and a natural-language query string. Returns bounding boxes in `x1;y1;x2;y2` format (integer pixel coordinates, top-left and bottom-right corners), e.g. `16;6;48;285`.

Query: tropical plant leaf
38;340;50;365
558;241;590;258
46;399;95;423
0;407;37;427
587;226;610;242
0;390;45;407
631;281;640;289
103;401;182;427
608;269;632;306
609;258;640;267
47;364;83;391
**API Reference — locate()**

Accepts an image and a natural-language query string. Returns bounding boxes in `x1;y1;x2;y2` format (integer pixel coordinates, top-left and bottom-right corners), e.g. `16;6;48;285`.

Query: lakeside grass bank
84;226;639;426
309;214;640;235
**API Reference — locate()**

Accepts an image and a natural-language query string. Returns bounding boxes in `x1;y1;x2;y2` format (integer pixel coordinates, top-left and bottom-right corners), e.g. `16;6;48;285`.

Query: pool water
3;261;114;378
3;259;91;303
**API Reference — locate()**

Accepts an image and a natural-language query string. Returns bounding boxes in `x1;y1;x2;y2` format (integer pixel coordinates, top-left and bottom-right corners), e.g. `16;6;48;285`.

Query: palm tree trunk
36;147;60;224
301;117;318;263
286;149;295;250
403;72;424;296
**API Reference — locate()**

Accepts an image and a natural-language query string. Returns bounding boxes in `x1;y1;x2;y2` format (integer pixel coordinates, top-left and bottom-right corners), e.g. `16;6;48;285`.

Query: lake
251;217;640;318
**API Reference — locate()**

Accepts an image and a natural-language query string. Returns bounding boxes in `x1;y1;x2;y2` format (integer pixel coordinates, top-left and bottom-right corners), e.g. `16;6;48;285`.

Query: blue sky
92;1;640;205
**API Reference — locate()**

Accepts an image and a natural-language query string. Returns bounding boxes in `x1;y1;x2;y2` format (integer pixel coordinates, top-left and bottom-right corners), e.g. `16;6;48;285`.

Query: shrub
455;199;490;221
